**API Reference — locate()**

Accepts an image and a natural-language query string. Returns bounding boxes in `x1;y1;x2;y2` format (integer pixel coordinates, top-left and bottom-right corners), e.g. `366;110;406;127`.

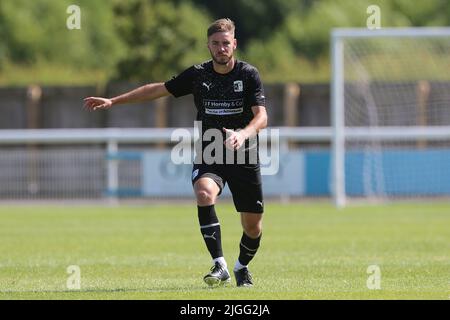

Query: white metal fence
0;127;331;201
2;127;450;204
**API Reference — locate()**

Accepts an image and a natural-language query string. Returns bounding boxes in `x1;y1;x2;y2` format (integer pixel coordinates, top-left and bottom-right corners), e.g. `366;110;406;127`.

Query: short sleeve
246;68;265;107
164;66;196;98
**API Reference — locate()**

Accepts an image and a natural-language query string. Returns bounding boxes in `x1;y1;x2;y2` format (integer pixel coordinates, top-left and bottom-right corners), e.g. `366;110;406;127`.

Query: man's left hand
223;128;248;150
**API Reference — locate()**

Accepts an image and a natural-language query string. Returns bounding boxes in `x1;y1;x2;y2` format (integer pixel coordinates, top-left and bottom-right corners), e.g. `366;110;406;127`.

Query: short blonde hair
207;18;235;38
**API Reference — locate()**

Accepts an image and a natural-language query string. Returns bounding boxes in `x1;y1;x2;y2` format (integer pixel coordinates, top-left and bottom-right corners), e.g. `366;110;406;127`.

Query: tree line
0;0;448;85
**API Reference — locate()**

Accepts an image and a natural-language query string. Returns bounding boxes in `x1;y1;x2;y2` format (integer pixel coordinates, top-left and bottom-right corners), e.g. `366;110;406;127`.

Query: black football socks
237;232;261;267
198;205;223;261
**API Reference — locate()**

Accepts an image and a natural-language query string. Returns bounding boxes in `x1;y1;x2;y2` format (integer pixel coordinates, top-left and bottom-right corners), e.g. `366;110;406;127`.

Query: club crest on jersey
233;80;243;92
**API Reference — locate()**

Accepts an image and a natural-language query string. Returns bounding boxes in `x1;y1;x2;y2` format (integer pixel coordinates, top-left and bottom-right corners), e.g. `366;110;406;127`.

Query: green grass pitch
0;203;448;300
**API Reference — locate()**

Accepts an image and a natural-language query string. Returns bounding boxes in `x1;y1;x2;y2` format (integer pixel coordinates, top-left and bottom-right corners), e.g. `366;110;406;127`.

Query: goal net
331;28;450;207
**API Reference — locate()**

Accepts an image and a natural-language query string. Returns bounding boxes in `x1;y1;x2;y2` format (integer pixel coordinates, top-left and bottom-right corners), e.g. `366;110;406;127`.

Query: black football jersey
165;59;265;161
164;59;265;132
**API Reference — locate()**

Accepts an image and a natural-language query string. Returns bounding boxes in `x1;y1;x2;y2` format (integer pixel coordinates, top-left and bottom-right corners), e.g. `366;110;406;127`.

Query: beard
210;51;233;65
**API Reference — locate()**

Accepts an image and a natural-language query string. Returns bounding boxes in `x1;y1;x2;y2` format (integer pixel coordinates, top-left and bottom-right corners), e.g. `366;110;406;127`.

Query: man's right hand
83;97;113;111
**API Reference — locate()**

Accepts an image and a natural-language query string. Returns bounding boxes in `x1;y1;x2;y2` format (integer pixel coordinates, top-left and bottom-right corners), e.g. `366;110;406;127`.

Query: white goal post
331;27;450;207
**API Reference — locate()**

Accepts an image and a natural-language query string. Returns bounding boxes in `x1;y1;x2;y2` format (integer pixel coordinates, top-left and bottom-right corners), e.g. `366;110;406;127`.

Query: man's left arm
223;106;267;150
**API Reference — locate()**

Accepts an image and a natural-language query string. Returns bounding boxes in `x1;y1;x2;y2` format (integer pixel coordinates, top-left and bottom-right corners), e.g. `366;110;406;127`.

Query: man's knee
194;181;219;205
196;189;215;204
243;221;262;239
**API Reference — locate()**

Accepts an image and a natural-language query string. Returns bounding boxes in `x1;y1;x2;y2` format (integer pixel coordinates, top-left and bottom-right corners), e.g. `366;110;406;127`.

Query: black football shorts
191;162;264;214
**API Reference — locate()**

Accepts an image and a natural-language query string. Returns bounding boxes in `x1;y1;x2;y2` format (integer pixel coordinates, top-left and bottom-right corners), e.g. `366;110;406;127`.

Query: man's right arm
84;82;170;111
